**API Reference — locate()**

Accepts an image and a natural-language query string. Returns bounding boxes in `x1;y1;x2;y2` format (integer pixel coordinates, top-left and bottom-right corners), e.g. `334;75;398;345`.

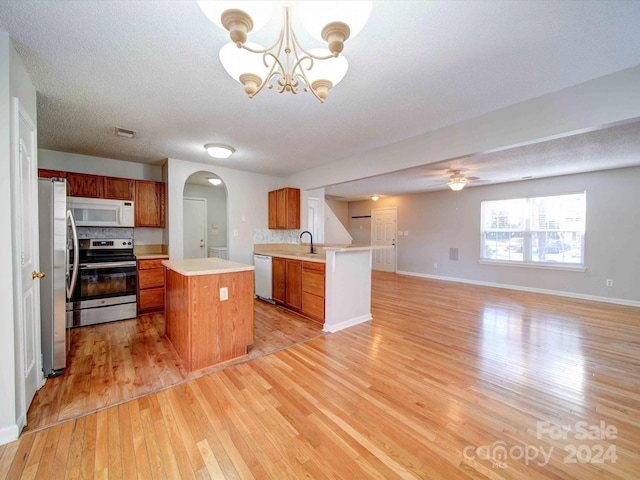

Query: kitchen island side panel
190;270;254;371
165;267;192;370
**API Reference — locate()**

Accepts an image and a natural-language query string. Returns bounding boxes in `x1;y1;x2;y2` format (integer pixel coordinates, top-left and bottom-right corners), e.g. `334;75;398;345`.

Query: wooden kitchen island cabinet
162;258;254;373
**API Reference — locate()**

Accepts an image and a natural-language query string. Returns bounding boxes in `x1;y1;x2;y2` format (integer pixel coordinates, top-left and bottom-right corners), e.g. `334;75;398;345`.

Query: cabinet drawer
138;259;165;270
139;288;164;311
302;270;324;297
139;268;164;289
302;292;324;322
302;261;325;273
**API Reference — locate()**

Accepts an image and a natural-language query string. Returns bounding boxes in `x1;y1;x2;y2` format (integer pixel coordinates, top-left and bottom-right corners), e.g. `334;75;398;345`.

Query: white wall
1;31;37;445
326;199;349;228
166;158;283;264
38;149;163;181
287;66;640;192
349;167;640;304
183;182;228;248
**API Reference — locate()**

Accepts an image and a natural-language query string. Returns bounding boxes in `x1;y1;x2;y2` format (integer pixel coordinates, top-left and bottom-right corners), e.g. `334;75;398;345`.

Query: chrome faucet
299;230;316;254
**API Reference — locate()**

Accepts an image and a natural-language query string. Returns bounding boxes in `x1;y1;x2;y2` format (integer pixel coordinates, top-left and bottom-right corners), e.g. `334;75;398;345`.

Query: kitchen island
162;257;254;372
254;244;391;332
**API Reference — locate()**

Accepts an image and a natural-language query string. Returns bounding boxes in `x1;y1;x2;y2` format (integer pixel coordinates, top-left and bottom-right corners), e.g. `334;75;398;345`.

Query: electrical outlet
233;229;238;237
220;287;228;300
606;279;613;287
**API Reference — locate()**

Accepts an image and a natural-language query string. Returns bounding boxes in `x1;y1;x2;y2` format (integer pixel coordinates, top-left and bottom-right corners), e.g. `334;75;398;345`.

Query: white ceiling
2;0;640;201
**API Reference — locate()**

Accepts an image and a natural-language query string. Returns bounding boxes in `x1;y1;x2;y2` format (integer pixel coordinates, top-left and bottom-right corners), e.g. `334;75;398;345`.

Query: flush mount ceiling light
371;195;379;201
197;1;372;103
204;143;235;159
448;170;468;191
207;177;223;186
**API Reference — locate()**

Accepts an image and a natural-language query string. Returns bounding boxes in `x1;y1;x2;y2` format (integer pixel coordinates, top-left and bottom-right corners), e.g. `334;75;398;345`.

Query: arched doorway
182;171;228;259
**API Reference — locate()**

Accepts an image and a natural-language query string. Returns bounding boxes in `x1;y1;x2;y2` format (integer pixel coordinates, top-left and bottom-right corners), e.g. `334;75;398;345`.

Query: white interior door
183;197;207;259
12;97;42;427
371;207;397;272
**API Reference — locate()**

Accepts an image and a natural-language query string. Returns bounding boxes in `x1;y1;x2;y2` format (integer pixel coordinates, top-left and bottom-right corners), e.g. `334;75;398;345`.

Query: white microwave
68;197;135;227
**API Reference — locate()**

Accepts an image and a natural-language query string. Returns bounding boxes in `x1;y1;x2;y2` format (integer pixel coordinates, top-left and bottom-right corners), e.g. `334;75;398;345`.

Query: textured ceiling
1;0;640;200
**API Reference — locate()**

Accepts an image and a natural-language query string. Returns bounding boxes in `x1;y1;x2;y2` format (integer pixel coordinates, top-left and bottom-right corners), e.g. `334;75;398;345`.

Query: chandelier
197;1;373;102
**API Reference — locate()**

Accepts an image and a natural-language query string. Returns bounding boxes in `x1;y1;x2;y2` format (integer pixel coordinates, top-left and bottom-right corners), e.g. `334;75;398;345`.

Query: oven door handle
80;261;137;269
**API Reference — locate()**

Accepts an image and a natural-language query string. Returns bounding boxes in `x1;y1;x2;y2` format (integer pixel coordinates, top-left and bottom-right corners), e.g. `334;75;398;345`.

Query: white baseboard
323;313;373;333
0;423;20;447
396;270;640;308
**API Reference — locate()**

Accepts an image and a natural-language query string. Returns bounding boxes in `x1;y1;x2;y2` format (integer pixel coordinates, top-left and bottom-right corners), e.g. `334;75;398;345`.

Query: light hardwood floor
1;272;639;479
24;300;324;433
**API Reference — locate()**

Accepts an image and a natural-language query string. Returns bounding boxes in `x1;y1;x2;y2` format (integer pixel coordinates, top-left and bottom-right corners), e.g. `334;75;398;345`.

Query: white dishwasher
254;254;273;302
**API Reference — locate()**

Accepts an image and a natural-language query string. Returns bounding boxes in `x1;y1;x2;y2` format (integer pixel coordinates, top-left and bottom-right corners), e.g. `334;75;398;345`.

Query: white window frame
480;192;586;270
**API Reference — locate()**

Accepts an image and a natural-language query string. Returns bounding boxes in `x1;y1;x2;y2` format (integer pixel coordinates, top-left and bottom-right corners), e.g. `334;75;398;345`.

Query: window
481;192;586;267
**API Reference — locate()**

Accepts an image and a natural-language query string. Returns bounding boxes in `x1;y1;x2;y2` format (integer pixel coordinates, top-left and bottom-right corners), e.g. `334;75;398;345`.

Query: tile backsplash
77;227;133;240
253;229;302;244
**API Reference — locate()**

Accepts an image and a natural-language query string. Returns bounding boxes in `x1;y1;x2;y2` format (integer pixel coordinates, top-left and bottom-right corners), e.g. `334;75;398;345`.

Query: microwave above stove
68;197;134;227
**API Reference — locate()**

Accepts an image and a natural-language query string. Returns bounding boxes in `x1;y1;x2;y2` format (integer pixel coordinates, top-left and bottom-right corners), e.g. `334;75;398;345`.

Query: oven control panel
79;238;133;250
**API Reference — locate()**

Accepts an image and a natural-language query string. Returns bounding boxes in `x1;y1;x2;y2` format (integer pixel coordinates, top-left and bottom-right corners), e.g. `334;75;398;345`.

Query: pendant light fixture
197;1;372;103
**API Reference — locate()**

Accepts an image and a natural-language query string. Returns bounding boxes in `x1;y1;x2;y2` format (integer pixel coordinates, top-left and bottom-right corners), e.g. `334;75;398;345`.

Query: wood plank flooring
2;272;640;479
24;300;324;433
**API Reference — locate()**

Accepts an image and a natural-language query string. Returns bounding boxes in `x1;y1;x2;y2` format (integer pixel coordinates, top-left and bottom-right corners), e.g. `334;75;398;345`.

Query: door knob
32;271;45;279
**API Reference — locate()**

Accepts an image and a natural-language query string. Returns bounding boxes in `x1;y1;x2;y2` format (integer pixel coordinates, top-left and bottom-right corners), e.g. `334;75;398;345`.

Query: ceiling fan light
448;181;465;191
204;144;235;159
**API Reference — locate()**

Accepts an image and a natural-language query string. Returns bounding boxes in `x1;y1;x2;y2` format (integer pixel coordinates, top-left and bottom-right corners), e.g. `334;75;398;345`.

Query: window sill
479;260;586;272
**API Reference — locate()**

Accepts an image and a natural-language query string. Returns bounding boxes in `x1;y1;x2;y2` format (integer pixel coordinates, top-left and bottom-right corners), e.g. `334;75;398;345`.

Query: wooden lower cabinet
272;257;286;304
271;256;325;323
137;258;166;313
285;259;302;310
301;261;325;322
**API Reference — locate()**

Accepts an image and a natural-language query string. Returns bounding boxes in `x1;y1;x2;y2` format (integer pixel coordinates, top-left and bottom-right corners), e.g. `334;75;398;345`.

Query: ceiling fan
428;169;488;191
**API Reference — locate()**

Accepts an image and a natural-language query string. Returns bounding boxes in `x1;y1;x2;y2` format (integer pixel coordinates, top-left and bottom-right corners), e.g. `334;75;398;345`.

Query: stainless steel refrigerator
38;178;79;377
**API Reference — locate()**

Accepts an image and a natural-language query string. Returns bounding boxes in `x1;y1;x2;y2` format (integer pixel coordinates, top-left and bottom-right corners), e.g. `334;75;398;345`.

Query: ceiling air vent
114;127;137;138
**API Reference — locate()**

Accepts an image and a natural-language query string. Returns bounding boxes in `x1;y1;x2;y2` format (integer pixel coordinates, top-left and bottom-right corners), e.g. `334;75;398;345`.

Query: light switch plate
220;287;228;301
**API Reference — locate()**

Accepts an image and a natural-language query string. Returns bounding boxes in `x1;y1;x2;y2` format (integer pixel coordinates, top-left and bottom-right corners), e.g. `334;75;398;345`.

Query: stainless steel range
66;238;137;327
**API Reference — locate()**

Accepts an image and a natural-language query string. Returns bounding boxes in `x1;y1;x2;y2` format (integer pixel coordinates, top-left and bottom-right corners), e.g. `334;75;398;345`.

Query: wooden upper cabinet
104;176;135;200
268;187;300;230
268;190;278;229
135;180;166;228
38;168;66;179
66;172;103;198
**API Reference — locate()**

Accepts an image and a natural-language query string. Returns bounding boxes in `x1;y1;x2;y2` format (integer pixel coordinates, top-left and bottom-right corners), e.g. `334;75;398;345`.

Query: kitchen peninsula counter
162;258;254;372
254;244;392;332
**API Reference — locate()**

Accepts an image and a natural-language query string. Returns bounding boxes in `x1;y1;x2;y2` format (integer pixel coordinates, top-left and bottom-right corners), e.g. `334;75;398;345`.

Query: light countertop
136;254;170;260
162;257;254;276
253;244;392;263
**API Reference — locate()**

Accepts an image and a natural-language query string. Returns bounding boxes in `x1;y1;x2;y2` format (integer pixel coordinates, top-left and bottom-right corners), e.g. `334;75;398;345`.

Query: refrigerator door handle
66;209;79;298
